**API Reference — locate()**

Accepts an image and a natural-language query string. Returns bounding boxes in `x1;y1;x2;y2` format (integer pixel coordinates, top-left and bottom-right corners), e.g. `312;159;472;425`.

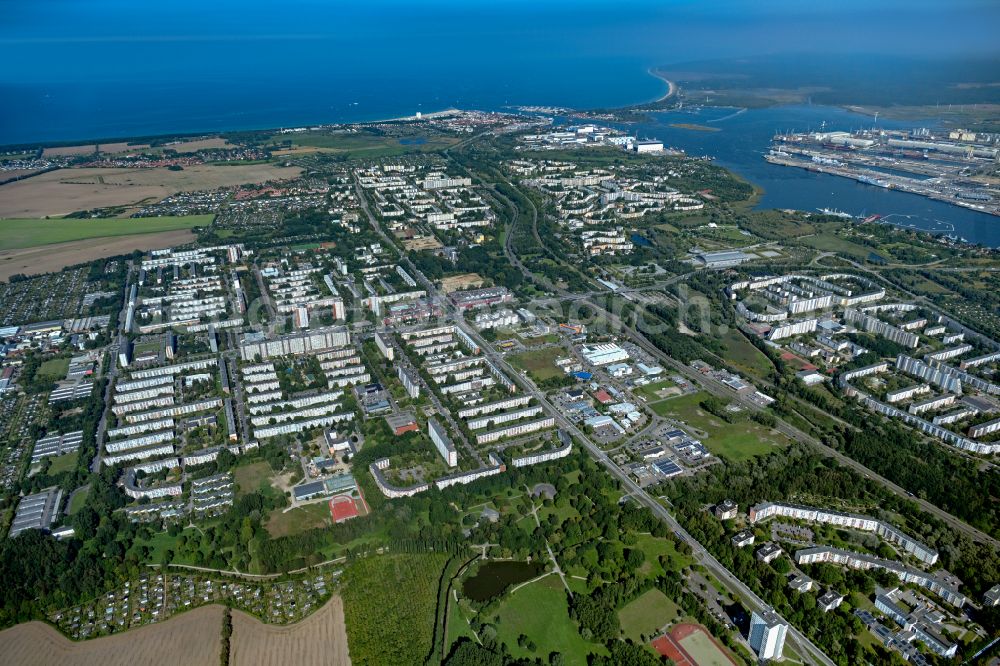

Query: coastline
647;69;676;103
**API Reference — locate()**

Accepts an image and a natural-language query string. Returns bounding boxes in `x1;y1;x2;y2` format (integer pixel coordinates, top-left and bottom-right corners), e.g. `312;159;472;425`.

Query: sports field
650;623;737;666
0;215;212;251
618;588;680;641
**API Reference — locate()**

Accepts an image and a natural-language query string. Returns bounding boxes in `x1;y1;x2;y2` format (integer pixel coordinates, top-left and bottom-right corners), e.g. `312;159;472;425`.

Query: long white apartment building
896;355;963;394
885;384;930;404
239;326;351;361
749;501;938;565
925;344;974;363
253;412;354;440
794;547;965;607
970;417;1000;439
107;418;174;439
768;318;818;341
466;405;544;431
105;430;174;453
114;374;174;393
844;309;920;348
128;358;216;380
103;442;176;466
124;398;222;425
428;418;458;467
458;395;533;419
112;395;174;416
475;416;556;445
908;394;956;415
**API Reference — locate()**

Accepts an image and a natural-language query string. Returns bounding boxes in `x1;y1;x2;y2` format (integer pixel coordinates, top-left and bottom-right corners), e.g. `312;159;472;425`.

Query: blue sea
2;0;999;245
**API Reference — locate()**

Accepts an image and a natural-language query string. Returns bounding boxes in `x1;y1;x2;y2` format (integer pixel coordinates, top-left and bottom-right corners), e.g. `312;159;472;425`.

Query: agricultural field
648;391;788;461
0;231;195;281
269;131;461;159
0;164;301;218
489;574;606;663
341;553;450;666
0;215;212;251
0;605;223;666
617;588;681;642
230;596;350;666
507;346;565;382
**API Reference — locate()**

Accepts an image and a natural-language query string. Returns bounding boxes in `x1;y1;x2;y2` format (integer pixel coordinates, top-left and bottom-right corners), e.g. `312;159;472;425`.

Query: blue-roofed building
572;371;593;381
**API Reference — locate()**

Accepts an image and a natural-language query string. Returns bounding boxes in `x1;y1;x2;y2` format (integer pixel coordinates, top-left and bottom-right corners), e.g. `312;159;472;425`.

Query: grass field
234;461;276;498
265;502;330;539
37;357;70;378
634;379;681;402
507;347;565;382
47;451;78;475
633;533;693;577
491;574;605;663
0;215;212;251
270;131;461;159
67;487;88;515
720;329;773;378
618;589;681;642
648;392;788;461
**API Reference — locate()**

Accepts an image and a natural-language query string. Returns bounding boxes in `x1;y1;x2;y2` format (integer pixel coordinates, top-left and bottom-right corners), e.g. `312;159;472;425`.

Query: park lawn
47;451;78;475
491;575;606;663
233;461;277;498
648;392;788;461
618;589;681;642
66;488;88;515
445;597;478;653
0;215;213;251
632;533;693;577
720;329;773;378
508;347;566;382
538;500;580;525
797;230;873;261
265;502;330;539
37;357;70;378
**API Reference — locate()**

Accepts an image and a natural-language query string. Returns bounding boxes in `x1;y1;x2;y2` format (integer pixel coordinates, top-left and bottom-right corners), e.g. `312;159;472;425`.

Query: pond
461;560;544;602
